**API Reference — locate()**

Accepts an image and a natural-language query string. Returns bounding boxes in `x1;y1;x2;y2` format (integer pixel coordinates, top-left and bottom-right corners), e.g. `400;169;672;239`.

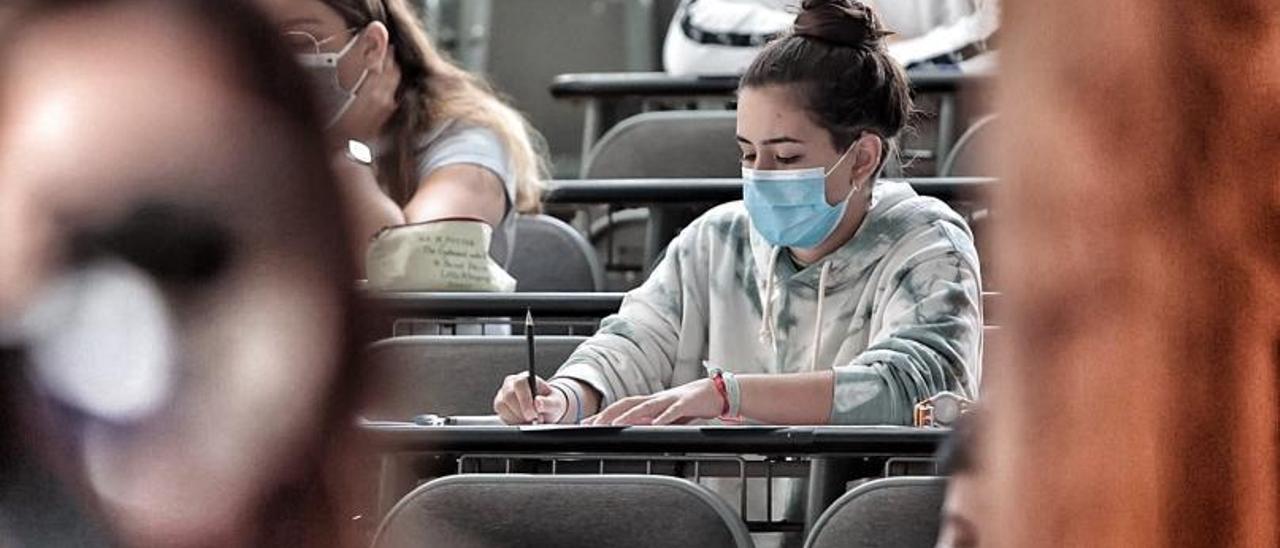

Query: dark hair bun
793;0;893;49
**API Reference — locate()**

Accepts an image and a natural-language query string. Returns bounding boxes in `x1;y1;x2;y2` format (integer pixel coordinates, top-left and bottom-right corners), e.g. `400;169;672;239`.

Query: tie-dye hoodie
554;180;982;424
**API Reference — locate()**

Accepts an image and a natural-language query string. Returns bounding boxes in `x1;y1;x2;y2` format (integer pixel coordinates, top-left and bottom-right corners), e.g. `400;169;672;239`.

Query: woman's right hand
493;373;566;424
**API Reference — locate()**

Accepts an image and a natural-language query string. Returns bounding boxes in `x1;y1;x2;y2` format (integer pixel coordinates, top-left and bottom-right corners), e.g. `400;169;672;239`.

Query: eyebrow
736;135;804;146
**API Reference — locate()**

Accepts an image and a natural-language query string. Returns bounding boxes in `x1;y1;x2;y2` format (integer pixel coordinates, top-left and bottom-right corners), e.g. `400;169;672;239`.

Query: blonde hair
322;0;547;213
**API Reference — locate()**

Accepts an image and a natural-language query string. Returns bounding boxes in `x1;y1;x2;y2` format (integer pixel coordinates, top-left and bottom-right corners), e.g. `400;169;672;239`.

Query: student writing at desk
495;0;982;427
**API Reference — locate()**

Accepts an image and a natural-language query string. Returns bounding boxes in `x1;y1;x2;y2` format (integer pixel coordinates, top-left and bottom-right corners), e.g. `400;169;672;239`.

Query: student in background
256;0;547;267
495;0;982;426
873;0;999;70
662;0;794;77
662;0;997;76
0;0;362;545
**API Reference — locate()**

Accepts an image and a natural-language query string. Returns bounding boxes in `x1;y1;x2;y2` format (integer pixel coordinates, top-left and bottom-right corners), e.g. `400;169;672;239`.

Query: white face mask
293;29;371;128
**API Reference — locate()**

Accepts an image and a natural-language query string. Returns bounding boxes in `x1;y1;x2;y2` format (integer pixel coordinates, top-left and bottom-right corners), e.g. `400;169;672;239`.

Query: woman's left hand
584;379;723;426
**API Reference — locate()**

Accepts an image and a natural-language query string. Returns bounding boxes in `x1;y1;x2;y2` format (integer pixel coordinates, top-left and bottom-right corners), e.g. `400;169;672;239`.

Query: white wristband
703;361;742;419
721;370;742;418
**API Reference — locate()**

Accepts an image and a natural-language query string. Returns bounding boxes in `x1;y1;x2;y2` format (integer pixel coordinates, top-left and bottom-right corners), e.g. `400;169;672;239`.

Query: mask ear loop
325;68;370;128
330;27;367;64
827;133;866;200
291;26;368;67
323;28;377;128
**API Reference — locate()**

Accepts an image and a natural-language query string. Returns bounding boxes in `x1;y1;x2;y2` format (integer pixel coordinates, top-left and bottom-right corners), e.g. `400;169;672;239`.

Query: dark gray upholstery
582;111;740;291
581;110;740;179
361;336;586;420
805;477;946;548
508;214;603;292
587;208;650;291
373;474;755;548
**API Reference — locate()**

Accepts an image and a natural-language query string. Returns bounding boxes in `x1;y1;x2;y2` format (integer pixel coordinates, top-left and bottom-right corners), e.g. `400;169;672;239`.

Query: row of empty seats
550;68;995;173
373;474;943;548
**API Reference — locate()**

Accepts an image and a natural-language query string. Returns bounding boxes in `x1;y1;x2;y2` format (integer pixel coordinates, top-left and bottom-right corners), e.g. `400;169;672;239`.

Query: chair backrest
939;114;999;177
805;476;946;548
582;110;740;178
508;214;604;292
361;336;587;420
373;474;755;548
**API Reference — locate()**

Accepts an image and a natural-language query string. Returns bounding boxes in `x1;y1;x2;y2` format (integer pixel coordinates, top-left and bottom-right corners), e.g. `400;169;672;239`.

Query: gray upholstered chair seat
805;476;946;548
508;214;603;292
373;474;755;548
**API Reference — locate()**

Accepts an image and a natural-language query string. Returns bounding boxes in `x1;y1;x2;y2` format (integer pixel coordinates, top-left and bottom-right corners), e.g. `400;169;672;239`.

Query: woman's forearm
344;180;404;241
736;371;835;425
333;163;404;271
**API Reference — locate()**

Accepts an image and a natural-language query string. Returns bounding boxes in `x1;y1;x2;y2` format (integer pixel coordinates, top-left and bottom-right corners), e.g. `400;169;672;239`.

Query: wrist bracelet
710;373;731;416
548;383;572;424
721;370;742;418
549;380;584;424
703;361;742;422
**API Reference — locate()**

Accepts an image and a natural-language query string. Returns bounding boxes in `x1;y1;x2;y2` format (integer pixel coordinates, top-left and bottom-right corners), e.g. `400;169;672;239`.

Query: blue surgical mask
742;146;857;249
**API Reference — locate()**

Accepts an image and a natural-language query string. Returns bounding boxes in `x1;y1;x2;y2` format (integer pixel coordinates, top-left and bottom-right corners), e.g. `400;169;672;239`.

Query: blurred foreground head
0;0;358;545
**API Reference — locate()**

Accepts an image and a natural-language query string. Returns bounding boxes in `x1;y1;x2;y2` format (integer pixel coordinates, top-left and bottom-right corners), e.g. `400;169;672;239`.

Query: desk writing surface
361;423;947;456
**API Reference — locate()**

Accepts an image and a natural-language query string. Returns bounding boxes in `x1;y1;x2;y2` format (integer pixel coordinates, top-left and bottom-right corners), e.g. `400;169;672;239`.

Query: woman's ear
359;21;390;72
848;134;884;188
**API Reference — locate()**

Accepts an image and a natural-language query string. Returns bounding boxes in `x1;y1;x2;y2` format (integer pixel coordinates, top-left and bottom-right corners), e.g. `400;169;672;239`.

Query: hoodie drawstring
761;250;832;371
758;249;779;347
811;261;831;372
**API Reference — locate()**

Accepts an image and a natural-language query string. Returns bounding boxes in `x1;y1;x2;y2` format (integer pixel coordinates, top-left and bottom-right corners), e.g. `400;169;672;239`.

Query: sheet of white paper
699;425;787;432
518;424;630;432
357;418;416;427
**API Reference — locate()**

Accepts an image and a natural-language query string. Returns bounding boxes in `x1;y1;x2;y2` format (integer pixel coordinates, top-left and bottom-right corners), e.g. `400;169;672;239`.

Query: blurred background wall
423;0;681;177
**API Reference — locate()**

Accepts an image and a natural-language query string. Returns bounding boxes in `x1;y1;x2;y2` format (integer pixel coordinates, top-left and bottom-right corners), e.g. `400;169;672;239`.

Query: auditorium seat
372;474;755;548
581;110;740;290
804;476;945;548
939;114;1000;178
581;110;740;179
362;336;587;420
509;214;604;292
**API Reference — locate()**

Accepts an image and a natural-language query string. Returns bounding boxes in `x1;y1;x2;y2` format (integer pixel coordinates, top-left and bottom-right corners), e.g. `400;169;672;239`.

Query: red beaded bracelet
710;371;731;417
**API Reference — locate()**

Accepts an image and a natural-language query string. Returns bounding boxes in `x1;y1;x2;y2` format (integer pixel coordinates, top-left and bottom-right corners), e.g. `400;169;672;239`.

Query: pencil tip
525;308;533;325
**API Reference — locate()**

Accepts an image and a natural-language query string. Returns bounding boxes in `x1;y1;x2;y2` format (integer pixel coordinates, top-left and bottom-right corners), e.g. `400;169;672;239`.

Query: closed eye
776;155;802;165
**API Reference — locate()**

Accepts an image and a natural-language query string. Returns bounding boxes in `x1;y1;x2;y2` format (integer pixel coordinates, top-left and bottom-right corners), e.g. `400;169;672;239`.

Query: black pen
525;309;538;423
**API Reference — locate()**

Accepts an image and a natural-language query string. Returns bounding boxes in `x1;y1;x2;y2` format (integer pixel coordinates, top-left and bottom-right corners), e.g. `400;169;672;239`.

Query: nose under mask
742;145;858;249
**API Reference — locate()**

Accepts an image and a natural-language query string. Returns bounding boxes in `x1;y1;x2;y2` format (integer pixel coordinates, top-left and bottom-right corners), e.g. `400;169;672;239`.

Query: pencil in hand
525;308;539;424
